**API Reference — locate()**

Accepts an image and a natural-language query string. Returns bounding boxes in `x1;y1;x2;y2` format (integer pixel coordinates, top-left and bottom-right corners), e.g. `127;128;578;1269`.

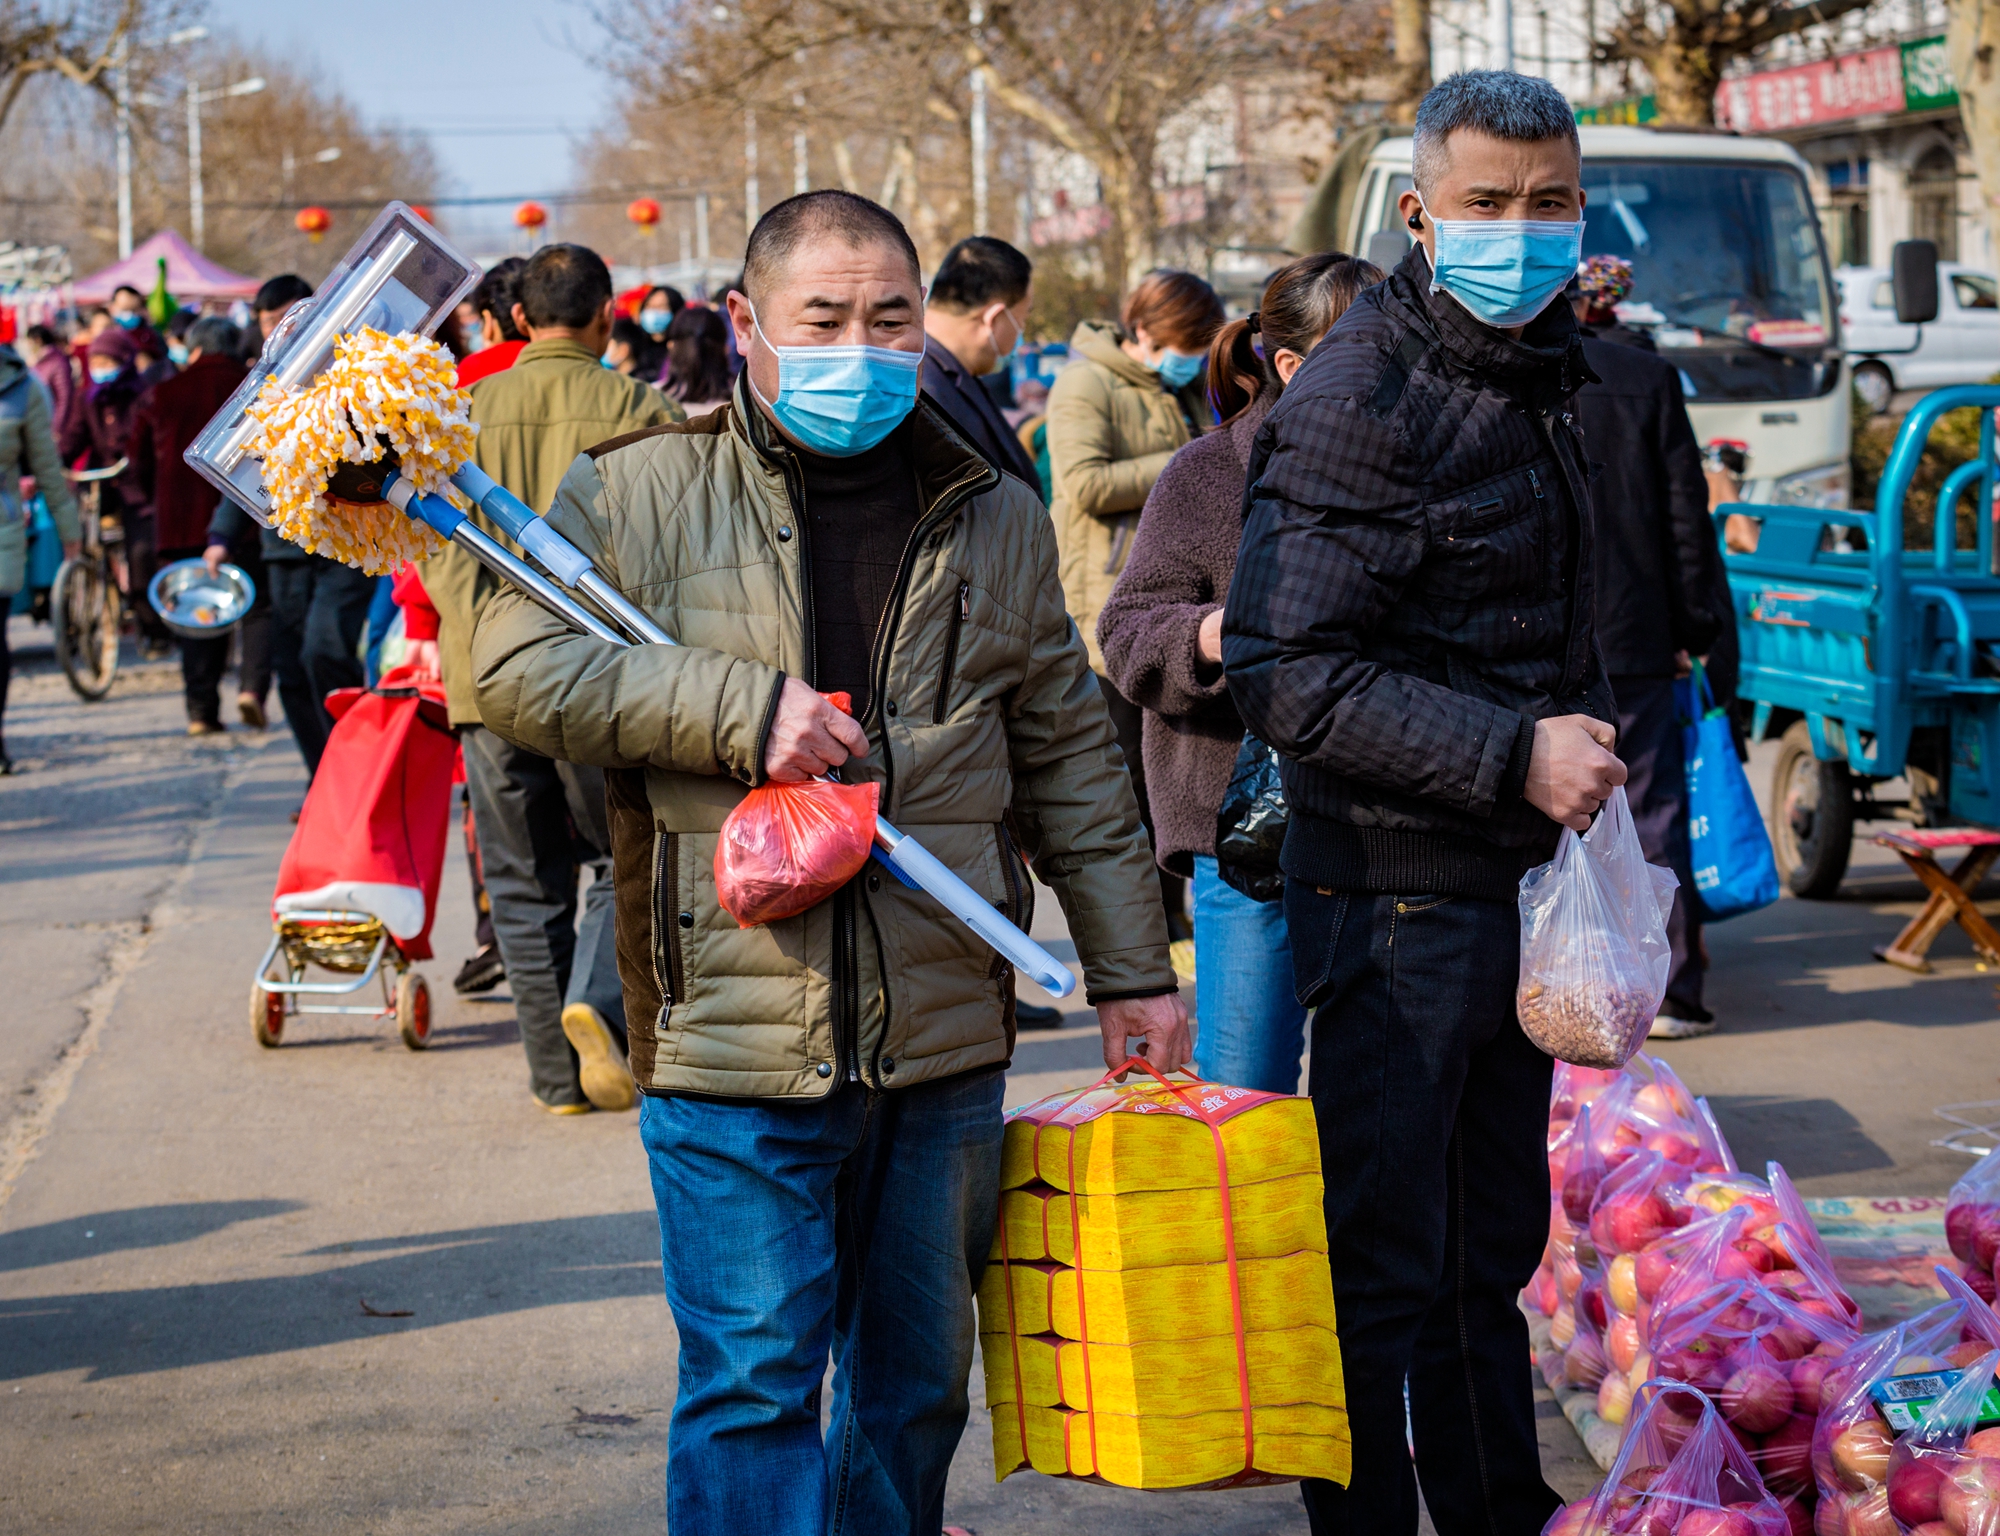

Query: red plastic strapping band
995;1185;1032;1475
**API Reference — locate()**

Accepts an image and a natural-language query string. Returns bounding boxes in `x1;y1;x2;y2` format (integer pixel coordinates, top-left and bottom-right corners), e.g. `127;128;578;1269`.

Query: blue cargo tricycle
1726;384;2000;970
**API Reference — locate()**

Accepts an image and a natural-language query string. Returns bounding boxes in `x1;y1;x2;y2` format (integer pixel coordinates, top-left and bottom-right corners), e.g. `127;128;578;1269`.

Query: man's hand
1095;992;1193;1076
1525;714;1626;832
1196;608;1224;666
61;539;80;563
404;638;440;680
763;676;870;782
1673;649;1693;680
202;542;228;576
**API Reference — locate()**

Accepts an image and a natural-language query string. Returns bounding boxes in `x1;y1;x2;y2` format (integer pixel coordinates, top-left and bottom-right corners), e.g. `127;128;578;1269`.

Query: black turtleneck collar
1389;242;1597;405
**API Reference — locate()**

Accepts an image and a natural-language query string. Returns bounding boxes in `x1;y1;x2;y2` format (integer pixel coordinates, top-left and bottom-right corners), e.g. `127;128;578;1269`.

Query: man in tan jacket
470;191;1184;1534
427;242;678;1116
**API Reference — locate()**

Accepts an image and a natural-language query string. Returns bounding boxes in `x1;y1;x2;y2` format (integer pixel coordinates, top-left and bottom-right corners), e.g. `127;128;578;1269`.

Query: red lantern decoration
627;197;661;232
295;205;331;243
514;201;548;231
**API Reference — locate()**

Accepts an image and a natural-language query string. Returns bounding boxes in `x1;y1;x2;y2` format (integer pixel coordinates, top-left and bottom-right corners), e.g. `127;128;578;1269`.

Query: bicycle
49;458;128;701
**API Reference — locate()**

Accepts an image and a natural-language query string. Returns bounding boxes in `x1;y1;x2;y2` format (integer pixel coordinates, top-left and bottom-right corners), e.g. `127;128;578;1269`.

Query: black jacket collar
1388;243;1596;406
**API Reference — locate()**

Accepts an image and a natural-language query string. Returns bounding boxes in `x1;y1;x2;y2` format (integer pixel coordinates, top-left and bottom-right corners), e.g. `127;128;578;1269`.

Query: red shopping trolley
250;666;457;1050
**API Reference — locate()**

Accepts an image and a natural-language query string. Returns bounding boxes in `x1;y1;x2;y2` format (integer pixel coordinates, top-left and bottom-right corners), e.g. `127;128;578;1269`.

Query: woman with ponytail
1097;250;1381;1092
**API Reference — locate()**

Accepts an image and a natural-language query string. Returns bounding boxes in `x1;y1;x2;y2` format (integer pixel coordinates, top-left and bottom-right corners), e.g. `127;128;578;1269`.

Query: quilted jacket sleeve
1004;500;1177;1003
470;453;785;781
1222;392;1533;820
1047;366;1175;519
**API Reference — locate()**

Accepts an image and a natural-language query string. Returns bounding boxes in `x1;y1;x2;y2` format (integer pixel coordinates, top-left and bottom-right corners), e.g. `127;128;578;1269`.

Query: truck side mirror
1892;240;1940;324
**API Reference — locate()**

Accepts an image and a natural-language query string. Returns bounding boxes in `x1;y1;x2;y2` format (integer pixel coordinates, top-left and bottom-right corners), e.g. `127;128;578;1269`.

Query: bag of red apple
1875;1339;2000;1536
1810;1268;2000;1535
1546;1379;1792;1536
714;694;881;927
1517;786;1681;1069
1946;1151;2000;1304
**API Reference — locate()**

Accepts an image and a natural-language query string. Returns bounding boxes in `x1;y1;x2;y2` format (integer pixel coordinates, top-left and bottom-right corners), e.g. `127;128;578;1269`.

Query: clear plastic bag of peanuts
1516;786;1678;1069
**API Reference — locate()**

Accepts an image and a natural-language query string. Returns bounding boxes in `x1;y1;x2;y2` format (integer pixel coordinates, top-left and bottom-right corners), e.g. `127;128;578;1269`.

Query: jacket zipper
932;581;970;725
837;886;860;1082
1537;411;1594;695
658;831;684;1013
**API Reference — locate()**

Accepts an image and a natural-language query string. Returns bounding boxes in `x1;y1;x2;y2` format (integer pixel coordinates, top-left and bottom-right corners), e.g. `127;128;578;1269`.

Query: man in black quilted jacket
1224;71;1627;1535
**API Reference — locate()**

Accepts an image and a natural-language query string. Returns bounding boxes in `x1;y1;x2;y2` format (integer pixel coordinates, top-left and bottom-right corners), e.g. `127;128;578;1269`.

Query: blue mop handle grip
449;463;592;586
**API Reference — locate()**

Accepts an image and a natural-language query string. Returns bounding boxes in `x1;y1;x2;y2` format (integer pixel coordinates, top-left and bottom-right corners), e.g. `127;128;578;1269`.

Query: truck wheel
1771;720;1854;898
1853;361;1894;415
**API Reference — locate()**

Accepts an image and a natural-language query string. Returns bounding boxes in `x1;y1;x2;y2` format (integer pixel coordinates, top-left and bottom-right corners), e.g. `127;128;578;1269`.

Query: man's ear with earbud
1407;209;1424;231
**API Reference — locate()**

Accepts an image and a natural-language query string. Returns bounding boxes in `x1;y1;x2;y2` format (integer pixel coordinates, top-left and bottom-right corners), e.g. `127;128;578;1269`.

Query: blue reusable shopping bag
1677;662;1780;921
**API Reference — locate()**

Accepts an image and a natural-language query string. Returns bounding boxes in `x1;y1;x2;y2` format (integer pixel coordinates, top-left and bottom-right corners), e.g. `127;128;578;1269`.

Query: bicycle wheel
50;557;121;700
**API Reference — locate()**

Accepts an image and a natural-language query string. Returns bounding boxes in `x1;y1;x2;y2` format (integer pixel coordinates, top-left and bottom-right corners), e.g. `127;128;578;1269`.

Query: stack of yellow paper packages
978;1065;1350;1490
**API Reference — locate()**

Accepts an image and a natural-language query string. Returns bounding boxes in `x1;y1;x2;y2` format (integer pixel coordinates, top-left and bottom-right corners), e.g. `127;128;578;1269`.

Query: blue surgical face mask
601;353;617;369
1421;196;1584;329
1156;348;1204;390
638;308;671;337
747;303;921;457
168;342;189;367
114;311;142;330
89;363;121;385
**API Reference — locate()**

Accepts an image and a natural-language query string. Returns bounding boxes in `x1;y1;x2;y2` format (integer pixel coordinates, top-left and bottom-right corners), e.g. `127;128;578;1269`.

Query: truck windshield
1581;160;1836;402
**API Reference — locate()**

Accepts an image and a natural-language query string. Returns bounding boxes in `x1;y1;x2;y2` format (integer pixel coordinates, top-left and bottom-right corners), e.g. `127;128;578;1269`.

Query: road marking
0;744;264;1214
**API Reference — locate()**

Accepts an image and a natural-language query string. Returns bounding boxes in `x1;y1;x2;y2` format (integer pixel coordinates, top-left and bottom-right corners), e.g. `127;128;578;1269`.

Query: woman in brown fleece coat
1098;251;1381;1092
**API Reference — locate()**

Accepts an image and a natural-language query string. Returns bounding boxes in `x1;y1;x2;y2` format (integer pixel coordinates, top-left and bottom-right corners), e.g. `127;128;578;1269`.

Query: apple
1896;1354;1947;1374
1762;1268;1810;1295
1976;1207;2000;1272
1940;1456;2000;1536
1609;1253;1640;1316
1638;1247;1679;1303
1646;1130;1700;1165
1965;1428;2000;1460
1582;1284;1609;1331
1843;1488;1897;1536
1908;1523;1956;1536
1814;1496;1849;1536
1565;1331;1609;1389
1718;1238;1778;1279
1542;1502;1610;1536
1968;1268;1999;1306
1630;1349;1654;1389
1560;1257;1584;1301
1532;1269;1560;1316
1889;1458;1948;1526
1790;1355;1834;1414
1597;1369;1632;1425
1771;1496;1813;1536
1831;1421;1894;1490
1564;1168;1604;1224
1950;1201;1982;1265
1677;1510;1756;1536
1763;1327;1811;1363
1757;1414;1817;1496
1608;1315;1641;1373
1723;1361;1794;1434
1601;1192;1672;1255
1551;1304;1576;1350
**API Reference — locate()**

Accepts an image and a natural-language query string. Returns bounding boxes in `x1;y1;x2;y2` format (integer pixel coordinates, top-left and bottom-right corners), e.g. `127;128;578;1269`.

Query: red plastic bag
1546;1379;1792;1535
716;694;879;926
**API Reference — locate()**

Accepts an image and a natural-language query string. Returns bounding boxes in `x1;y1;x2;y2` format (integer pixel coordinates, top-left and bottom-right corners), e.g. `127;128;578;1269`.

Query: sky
204;0;618;253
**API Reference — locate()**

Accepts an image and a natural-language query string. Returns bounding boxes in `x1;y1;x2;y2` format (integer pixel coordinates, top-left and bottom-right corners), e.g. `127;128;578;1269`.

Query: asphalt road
4;612;1993;1533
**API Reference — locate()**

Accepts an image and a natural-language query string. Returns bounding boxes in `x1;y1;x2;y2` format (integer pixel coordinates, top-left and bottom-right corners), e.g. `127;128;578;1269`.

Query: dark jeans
1286;884;1560;1536
267;556;374;776
1614;674;1707;1022
459;724;624;1107
1095;670;1187;935
639;1065;1005;1535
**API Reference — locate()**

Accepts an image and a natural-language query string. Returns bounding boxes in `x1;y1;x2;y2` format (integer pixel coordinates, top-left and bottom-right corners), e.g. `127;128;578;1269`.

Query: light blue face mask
1156;348;1204;390
638;308;671;337
747;303;921;457
1421;196;1584;329
168;343;189;367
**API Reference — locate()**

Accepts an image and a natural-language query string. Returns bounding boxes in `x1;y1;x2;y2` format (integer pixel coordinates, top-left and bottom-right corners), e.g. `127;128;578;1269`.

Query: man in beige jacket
427;242;678;1116
470;191;1184;1534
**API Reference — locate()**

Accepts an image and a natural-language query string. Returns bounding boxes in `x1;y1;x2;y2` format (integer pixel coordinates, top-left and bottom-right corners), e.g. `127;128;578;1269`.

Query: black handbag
1213;732;1288;903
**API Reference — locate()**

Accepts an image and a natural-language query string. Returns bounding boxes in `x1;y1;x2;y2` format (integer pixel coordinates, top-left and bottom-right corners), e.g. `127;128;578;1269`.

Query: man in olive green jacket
429;243;679;1117
471;191;1184;1534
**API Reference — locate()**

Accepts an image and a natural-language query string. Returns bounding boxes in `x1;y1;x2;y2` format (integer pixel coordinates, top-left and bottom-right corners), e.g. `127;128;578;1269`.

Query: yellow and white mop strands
242;327;475;575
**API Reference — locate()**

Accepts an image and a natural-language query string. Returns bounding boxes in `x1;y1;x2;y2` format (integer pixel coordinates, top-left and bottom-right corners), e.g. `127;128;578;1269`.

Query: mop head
243;327;475;575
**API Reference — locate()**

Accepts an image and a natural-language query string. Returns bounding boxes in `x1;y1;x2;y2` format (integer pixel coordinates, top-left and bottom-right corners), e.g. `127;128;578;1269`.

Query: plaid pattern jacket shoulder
1221;244;1616;864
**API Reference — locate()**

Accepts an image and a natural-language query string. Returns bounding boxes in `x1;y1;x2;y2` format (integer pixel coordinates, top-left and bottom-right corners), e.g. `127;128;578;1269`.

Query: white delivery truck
1344;126;1849;508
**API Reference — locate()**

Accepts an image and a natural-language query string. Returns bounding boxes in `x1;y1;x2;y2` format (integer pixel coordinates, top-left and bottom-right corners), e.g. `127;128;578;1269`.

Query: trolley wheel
397;972;432;1051
50;557;120;701
1771;720;1854;899
250;980;286;1048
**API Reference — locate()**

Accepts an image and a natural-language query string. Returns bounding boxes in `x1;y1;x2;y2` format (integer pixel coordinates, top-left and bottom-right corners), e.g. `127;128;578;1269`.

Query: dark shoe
1015;1001;1065;1030
237;693;267;729
187;719;226;737
453;945;506;996
0;753;13;776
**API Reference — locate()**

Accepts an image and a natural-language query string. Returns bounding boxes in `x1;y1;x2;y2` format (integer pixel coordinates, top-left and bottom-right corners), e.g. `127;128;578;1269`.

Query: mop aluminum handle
382;470;1079;1000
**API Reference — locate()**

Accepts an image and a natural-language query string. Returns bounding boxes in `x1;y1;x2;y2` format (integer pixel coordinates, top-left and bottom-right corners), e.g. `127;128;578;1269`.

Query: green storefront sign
1575;95;1657;125
1903;35;1959;113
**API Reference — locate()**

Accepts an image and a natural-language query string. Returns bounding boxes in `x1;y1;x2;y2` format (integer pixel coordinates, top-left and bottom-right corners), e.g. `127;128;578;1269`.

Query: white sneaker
1648;1013;1717;1041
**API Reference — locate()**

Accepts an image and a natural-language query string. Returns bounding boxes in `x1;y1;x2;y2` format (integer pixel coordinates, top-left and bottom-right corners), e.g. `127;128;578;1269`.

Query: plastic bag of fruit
1648;1169;1860;1339
1947;1152;2000;1305
1546;1379;1793;1535
1875;1340;2000;1535
1810;1268;2000;1533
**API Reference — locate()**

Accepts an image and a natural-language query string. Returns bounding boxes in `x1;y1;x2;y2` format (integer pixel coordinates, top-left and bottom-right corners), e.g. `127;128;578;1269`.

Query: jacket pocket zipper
659;831;685;1014
932;581;970;724
1527;468;1545;500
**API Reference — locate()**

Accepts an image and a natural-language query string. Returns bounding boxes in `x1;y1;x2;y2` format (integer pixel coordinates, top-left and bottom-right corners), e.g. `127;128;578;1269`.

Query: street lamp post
744;109;759;229
113;24;209;258
969;3;989;234
187;74;266;251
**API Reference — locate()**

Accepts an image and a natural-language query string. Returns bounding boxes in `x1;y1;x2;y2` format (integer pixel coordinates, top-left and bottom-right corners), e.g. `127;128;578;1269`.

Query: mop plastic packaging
1544;1379;1792;1535
1517;786;1679;1068
978;1060;1349;1490
715;692;880;926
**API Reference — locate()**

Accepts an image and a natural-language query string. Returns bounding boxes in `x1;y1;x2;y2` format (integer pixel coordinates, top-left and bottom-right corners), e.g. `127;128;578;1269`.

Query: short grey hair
187;315;240;358
1411;70;1580;193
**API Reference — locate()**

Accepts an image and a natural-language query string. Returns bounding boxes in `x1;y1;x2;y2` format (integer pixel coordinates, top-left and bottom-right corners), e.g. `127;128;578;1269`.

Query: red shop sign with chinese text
1716;46;1905;132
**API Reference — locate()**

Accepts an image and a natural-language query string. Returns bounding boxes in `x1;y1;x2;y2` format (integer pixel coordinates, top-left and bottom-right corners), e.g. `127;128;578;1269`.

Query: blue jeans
1191;856;1307;1093
1284;885;1560;1536
639;1065;1006;1536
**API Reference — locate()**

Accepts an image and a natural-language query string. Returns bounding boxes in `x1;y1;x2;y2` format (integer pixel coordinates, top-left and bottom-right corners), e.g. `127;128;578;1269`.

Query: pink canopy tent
69;228;258;304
